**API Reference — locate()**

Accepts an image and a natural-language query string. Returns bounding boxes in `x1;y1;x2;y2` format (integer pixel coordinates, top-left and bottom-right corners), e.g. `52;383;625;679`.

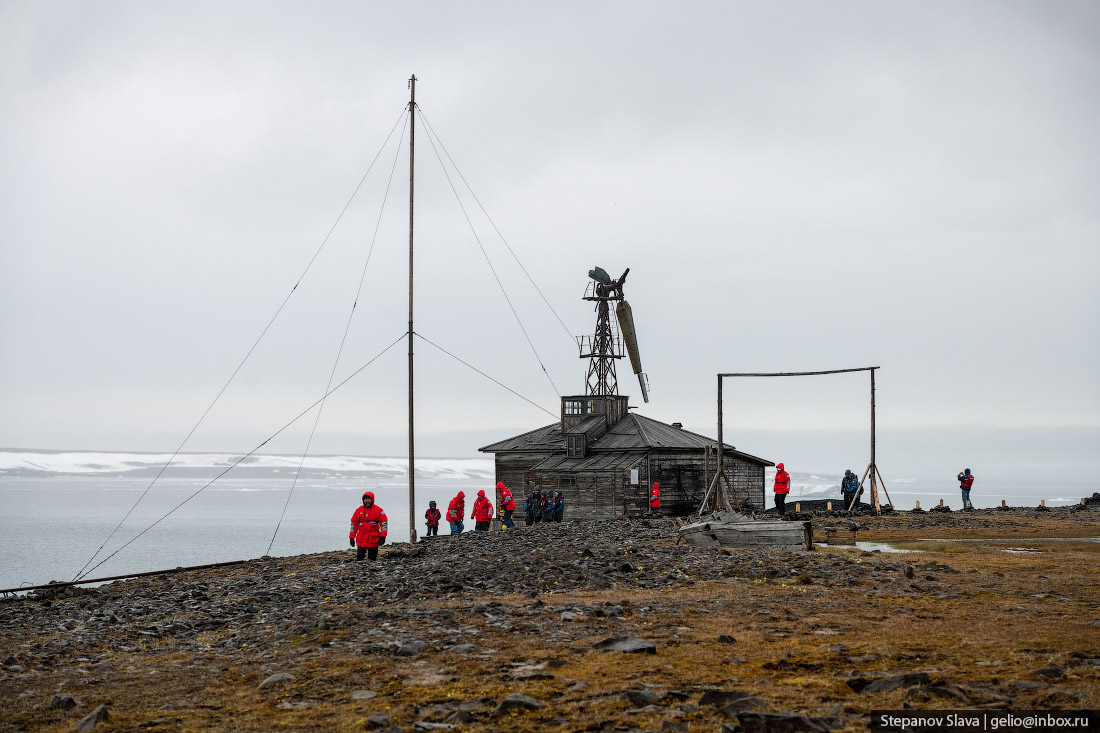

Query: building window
564;400;593;415
560;476;576;489
567;435;586;458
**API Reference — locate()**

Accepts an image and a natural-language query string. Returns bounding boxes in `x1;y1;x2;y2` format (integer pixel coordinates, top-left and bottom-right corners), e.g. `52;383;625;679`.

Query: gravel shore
2;507;1098;732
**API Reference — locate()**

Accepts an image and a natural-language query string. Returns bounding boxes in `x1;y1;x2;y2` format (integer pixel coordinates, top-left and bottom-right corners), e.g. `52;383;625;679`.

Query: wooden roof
479;413;773;467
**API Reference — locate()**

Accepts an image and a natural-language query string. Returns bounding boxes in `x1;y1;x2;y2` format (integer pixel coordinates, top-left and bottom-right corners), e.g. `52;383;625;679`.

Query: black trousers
474;521;490;531
426;525;438;536
356;546;379;561
775;494;787;516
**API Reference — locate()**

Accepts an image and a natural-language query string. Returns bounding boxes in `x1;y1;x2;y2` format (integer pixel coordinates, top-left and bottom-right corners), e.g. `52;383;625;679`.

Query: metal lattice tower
579;268;626;397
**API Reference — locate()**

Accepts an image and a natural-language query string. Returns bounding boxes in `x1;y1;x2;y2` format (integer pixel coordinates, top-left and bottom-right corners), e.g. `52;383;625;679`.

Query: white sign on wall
630;468;639;485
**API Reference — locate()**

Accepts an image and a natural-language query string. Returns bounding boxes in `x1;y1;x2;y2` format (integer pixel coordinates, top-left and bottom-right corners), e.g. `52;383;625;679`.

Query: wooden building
479;393;773;520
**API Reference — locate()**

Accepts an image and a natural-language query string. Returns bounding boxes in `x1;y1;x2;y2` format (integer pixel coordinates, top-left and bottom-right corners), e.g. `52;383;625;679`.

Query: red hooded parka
497;481;515;511
649;482;661;509
350;491;389;548
471;489;494;521
773;463;791;496
446;492;465;522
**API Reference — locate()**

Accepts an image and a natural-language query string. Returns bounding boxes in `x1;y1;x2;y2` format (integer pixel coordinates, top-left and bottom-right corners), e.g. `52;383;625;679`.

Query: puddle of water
915;537;1100;543
819;541;921;553
821;536;1099;554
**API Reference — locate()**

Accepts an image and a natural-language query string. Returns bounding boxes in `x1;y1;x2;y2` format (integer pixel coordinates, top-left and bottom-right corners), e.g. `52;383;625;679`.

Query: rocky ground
1;505;1098;732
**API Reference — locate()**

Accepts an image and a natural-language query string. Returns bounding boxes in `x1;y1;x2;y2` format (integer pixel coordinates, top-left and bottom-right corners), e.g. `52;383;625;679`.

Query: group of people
523;487;565;525
769;462;978;516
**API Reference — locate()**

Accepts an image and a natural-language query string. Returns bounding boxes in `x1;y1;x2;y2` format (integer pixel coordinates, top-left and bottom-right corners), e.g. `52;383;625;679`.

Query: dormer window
564;399;593;415
567;435;587;457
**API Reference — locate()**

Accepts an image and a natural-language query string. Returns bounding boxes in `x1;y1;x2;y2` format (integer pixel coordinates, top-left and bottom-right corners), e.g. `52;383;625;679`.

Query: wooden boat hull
680;514;812;551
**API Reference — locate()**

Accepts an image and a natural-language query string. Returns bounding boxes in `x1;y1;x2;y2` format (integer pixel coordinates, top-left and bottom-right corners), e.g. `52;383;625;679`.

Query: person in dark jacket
424;500;441;537
525;488;540;526
957;468;975;509
553;491;564;523
541;491;555;523
840;469;861;511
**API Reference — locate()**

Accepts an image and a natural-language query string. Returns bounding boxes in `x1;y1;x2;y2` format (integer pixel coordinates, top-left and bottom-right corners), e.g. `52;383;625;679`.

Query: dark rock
592;635;656;654
624;688;658;706
448;643;476;654
414;723;456;731
1035;666;1065;679
700;689;750;706
857;672;932;693
420;704;456;721
717;634;737;644
444;710;474;724
495;693;546;713
50;694;77;710
907;685;971;704
76;704;109;733
718;696;772;715
366;713;391;728
736;712;843;733
457;697;493;711
903;565;914;579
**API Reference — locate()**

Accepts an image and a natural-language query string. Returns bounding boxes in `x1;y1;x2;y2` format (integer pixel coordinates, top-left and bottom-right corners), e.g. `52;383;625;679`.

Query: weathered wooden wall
728;461;765;511
494;454;544;500
495;451;765;521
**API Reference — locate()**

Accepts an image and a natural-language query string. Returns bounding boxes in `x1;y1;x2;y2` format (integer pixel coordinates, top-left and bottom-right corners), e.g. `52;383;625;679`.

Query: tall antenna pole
407;74;417;545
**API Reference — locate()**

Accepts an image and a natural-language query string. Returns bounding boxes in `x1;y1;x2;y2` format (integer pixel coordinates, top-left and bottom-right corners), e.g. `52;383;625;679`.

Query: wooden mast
407;74;417;544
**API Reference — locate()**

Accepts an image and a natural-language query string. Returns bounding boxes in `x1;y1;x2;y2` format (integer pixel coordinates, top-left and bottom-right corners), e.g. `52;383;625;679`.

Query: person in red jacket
497;481;516;529
424;500;442;537
773;462;791;517
471;489;494;531
349;491;388;561
649;482;661;511
446;491;466;535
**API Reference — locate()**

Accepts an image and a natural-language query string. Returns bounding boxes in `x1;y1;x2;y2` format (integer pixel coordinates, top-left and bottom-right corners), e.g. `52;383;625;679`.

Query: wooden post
939;499;944;508
870;368;879;514
1001;499;1006;508
795;503;801;513
1041;499;1046;507
915;500;920;510
716;375;723;508
407;74;417;545
827;501;832;511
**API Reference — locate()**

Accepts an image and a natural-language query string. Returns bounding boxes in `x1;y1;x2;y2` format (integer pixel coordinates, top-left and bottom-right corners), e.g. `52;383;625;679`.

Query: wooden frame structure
708;367;891;515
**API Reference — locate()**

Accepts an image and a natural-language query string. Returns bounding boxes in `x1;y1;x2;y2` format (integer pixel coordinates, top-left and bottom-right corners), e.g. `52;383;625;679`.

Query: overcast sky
1;1;1097;475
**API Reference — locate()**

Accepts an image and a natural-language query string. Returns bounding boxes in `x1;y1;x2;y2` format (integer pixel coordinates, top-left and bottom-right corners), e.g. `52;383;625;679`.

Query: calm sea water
0;473;485;591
